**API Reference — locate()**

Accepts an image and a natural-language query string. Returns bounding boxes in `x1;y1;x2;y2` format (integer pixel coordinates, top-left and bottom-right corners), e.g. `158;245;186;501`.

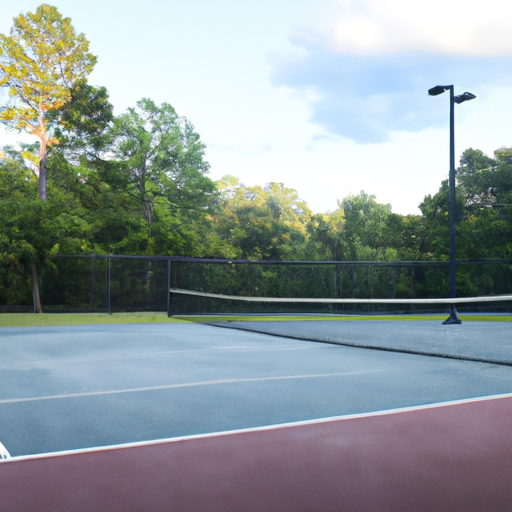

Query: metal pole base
443;305;462;325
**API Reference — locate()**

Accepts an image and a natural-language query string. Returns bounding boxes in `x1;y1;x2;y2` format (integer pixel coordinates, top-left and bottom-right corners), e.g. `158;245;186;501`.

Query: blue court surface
1;320;512;457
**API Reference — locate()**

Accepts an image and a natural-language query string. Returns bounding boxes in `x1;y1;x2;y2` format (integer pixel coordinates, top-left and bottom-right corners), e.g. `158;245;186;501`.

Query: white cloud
324;0;512;56
269;0;512;143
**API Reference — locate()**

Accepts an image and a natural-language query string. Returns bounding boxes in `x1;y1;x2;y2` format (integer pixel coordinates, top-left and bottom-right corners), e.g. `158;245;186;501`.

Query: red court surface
2;394;512;511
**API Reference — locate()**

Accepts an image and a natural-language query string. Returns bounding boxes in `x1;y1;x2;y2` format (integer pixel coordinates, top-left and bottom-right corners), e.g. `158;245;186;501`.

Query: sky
1;0;512;215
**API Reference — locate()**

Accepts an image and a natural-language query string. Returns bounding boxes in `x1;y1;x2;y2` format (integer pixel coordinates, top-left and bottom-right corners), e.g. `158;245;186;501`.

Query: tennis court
1;319;512;510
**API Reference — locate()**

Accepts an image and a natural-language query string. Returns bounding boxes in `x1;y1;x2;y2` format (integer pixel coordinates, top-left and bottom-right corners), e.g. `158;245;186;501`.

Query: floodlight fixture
428;85;450;96
453;92;477;104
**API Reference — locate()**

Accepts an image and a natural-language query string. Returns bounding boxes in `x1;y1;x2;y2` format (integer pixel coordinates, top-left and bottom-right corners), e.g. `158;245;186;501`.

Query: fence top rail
53;255;512;267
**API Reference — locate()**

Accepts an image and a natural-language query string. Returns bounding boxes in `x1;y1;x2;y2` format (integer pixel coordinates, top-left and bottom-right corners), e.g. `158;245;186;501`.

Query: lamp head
453;92;476;104
428;85;450;96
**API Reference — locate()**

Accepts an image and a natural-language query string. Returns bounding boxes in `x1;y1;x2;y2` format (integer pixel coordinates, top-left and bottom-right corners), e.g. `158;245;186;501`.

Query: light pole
428;85;476;325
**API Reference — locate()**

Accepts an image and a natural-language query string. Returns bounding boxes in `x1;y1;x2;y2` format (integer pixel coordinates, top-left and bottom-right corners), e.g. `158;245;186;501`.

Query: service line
0;369;384;405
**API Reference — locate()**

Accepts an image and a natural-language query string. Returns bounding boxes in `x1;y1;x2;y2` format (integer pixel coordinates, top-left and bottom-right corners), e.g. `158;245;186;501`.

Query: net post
335;264;342;314
167;259;172;317
443;304;461;325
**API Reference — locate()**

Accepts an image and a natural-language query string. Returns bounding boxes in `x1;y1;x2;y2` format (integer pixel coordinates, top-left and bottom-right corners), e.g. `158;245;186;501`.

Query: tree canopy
0;3;96;200
1;4;512;310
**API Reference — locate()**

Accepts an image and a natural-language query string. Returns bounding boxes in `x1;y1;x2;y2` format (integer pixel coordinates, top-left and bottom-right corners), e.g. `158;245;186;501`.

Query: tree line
1;5;512;309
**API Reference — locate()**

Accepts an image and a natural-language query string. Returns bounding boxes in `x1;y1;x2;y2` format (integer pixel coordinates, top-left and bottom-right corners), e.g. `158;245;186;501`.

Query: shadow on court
208;319;512;365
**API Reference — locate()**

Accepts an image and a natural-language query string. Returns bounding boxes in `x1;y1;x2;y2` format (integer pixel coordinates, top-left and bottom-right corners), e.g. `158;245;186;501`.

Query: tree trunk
38;120;48;201
31;262;43;313
39;156;47;201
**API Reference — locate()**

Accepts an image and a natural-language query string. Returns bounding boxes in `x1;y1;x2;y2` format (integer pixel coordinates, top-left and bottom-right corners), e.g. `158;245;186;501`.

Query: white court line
0;369;383;405
214;346;313;351
8;392;512;463
0;440;10;460
0;345;313;369
0;349;203;368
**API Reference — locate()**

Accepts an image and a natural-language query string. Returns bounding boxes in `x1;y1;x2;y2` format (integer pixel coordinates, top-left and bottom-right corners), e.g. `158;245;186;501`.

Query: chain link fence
2;255;512;315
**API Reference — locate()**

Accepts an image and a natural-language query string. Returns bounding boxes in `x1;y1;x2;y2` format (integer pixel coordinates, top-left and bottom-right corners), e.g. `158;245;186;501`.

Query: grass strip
1;312;510;328
0;312;187;328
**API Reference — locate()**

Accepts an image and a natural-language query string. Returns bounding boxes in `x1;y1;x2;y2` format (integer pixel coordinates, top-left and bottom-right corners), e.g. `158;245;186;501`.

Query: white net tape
170;288;512;305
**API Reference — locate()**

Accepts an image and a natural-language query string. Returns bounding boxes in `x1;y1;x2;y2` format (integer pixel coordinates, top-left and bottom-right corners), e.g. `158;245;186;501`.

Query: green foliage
305;191;420;263
213;177;311;260
457;148;497;205
1;5;511;307
419;147;512;261
105;98;216;255
49;80;114;157
0;4;96;131
0;149;90;305
0;4;96;199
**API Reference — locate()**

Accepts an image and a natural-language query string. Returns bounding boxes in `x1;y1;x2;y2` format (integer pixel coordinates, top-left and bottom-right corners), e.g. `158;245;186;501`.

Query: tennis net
169;288;512;316
168;258;512;317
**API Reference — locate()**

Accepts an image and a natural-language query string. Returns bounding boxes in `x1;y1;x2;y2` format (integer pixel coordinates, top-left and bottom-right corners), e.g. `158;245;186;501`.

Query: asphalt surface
1;321;512;457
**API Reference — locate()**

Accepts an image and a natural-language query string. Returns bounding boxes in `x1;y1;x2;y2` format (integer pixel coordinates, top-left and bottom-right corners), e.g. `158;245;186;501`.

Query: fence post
335;265;342;298
90;257;96;307
392;267;399;298
107;257;112;315
167;259;172;317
